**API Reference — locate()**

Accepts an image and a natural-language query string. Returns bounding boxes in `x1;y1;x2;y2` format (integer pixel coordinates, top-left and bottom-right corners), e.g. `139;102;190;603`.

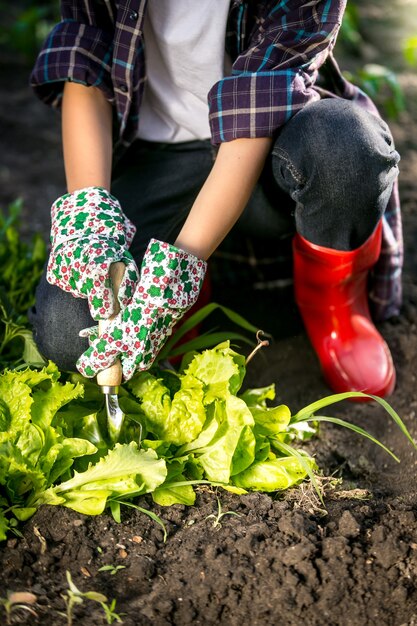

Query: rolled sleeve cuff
208;70;320;145
30;20;114;107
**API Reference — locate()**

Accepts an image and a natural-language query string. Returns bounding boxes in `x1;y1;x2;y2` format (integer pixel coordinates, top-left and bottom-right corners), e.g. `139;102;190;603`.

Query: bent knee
273;99;400;204
288;99;399;173
29;272;93;372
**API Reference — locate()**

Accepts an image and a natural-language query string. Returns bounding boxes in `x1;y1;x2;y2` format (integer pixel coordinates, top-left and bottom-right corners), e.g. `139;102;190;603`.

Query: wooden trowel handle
96;262;125;388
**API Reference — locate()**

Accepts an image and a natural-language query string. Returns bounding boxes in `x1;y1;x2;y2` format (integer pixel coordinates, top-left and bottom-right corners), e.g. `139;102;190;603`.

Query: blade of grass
367;394;417;449
302;416;400;462
159;302;259;359
272;439;323;505
114;500;167;542
159;331;253;359
292;393;416;450
292;392;371;421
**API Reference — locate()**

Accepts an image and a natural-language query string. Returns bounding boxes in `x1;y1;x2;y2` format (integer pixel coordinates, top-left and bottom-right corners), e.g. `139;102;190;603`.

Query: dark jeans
30;99;400;371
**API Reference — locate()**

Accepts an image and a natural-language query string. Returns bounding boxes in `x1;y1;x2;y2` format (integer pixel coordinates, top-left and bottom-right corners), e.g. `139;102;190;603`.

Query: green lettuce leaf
0;510;10;541
195;396;255;483
152;461;196;506
31;379;83;431
15;423;44;467
254;434;271;463
252;404;292;436
0;363;97;531
239;384;276;407
0;440;46;496
0;375;33;436
182;341;246;401
176;404;219;455
54;443;167;497
128;372;206;445
12;506;37;521
232;454;316;491
44;444;167;516
50;489;111;515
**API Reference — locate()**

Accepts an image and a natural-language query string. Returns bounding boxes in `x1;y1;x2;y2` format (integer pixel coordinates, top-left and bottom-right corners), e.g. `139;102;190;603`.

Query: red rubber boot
293;221;395;398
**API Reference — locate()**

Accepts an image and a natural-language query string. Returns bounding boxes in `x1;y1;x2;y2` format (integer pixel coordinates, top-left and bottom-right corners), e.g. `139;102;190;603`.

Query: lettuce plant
0;341;414;541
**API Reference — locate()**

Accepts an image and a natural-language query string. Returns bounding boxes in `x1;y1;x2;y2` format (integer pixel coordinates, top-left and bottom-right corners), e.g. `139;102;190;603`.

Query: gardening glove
47;186;139;320
76;238;207;381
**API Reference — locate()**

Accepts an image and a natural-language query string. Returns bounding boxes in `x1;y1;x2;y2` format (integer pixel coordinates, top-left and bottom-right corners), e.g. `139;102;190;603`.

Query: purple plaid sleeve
30;0;147;144
208;0;347;144
30;19;115;107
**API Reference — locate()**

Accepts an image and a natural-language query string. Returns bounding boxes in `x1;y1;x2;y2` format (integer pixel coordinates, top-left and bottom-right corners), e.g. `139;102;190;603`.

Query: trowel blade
105;393;125;444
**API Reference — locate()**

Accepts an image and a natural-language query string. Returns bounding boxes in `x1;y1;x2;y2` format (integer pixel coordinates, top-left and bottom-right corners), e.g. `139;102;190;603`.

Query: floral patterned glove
77;239;207;381
47;186;139;319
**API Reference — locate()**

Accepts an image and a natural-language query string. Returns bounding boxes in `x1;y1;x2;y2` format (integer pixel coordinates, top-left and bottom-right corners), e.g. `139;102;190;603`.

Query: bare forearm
175;137;273;260
62;82;113;193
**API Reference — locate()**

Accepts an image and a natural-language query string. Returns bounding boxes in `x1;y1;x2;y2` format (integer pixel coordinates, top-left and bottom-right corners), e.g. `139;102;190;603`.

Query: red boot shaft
293;222;395;398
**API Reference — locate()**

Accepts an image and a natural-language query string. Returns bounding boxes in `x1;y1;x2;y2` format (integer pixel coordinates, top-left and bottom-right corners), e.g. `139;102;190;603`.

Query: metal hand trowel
97;262;127;444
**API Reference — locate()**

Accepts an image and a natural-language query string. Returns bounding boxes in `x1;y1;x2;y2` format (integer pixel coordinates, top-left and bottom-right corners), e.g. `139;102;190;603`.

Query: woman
29;0;402;396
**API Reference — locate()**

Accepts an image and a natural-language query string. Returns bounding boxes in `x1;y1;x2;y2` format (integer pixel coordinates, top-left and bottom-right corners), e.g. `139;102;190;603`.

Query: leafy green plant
339;3;362;51
338;5;405;120
404;36;417;66
0;1;60;62
0;338;415;541
0;200;47;369
0;363;91;539
205;497;241;528
359;64;405;119
344;64;405;119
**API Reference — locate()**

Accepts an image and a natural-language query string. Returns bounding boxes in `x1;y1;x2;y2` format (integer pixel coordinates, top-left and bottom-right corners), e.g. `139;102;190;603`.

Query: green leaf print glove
47;186;139;320
76;239;207;381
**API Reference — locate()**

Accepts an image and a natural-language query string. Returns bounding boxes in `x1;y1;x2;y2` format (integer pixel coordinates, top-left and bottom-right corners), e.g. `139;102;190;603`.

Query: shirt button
129;11;138;20
119;84;128;93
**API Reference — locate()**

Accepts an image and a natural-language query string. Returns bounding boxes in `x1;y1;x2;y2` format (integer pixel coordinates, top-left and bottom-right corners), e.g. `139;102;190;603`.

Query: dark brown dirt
1;2;417;625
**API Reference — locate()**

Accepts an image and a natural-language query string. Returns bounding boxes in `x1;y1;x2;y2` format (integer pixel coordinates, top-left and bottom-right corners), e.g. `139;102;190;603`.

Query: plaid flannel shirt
30;0;403;321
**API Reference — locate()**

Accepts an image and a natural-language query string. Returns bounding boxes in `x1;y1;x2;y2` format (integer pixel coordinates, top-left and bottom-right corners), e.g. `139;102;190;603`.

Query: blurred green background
0;0;59;62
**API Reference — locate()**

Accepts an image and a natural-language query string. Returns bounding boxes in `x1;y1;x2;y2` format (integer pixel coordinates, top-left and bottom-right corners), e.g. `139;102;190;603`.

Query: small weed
205;497;241;529
100;598;125;624
98;565;126;576
112;499;168;542
286;475;342;516
60;571;123;625
0;591;37;625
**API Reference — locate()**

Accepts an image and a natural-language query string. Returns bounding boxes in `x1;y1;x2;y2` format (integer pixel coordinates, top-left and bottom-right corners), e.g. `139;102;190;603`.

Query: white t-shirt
137;0;231;143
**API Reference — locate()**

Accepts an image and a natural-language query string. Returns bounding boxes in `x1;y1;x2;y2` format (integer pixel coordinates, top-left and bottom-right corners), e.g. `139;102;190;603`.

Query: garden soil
1;2;417;625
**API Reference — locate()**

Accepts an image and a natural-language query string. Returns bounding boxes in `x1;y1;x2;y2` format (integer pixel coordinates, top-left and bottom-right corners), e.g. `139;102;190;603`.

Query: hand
47;187;139;319
76;239;207;380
